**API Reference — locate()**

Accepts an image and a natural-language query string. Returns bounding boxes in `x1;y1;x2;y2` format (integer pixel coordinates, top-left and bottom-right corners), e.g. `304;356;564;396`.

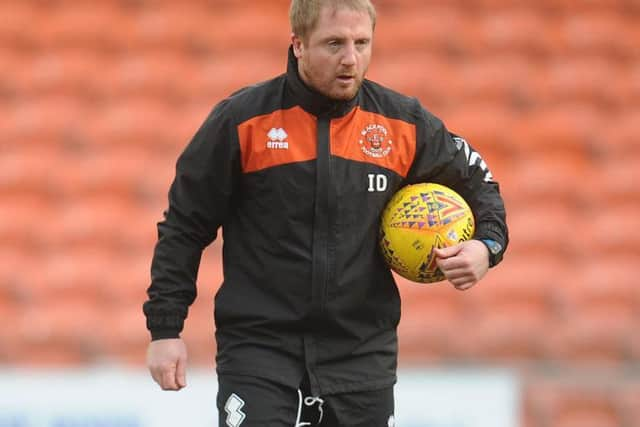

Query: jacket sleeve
405;104;509;262
143;99;240;340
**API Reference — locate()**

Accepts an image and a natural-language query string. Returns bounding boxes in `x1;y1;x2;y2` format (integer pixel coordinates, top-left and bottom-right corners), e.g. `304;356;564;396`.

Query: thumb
433;244;462;259
176;355;187;389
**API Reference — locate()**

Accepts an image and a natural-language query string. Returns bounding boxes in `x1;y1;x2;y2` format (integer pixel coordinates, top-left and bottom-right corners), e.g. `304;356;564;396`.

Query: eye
355;39;370;50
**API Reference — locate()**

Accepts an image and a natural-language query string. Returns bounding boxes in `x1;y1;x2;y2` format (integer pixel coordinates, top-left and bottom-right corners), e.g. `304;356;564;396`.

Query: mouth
336;75;356;84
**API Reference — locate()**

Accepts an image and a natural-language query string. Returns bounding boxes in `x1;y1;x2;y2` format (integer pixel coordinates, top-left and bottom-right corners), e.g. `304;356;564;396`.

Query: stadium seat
528;382;624;427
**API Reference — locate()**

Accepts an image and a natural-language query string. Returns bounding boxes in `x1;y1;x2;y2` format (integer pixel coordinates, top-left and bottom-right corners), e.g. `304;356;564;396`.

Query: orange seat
545;317;630;367
586;206;640;254
34;3;123;50
588;157;640;207
620;383;640;423
375;7;476;57
0;2;43;49
99;303;149;365
456;56;541;108
7;298;105;366
527;380;625;427
602;110;640;156
551;396;622;427
444;105;517;154
541;57;629;108
506;201;590;257
474;8;555;58
559;11;640;59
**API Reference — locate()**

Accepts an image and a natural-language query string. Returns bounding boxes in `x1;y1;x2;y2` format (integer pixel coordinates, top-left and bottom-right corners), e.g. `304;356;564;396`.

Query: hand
433;240;489;291
146;338;188;391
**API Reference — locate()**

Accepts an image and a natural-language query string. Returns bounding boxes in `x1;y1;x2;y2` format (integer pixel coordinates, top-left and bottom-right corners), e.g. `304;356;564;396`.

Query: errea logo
267;127;289;149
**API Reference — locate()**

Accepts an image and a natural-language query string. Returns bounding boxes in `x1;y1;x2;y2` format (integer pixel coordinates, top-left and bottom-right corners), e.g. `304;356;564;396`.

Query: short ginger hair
289;0;377;42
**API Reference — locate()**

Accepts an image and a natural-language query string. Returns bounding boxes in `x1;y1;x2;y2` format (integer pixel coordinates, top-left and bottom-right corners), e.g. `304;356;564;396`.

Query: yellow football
379;183;475;283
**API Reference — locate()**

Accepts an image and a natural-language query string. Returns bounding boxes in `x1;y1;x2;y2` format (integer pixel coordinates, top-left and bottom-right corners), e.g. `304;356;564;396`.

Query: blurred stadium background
1;0;639;426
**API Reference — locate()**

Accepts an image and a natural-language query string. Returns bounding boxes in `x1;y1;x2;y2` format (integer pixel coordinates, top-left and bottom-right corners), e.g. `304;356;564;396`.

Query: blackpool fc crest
359;124;392;158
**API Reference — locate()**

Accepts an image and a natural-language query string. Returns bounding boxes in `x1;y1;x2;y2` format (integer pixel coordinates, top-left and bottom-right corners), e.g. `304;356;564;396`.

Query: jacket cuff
473;222;508;267
473;222;507;248
145;314;185;340
150;329;182;341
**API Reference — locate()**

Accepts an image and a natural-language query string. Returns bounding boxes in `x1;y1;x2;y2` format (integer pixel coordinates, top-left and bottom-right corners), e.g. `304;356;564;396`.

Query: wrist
476;238;503;267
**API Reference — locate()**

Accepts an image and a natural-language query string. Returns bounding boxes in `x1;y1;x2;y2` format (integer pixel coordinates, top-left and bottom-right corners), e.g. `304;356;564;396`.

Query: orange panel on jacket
237;106;318;173
331;107;416;178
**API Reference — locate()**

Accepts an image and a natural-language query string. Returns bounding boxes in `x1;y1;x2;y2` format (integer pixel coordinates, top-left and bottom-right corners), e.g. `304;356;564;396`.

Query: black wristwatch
478;239;503;267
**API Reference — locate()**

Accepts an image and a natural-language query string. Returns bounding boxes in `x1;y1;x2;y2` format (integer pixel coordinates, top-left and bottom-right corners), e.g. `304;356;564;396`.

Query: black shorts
217;374;395;427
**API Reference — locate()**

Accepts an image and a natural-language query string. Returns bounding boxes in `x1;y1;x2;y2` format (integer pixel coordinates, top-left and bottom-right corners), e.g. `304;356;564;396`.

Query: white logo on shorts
225;393;246;427
388;414;396;427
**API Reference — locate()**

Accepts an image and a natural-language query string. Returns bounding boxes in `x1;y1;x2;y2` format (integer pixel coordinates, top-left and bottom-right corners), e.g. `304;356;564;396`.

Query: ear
291;33;304;58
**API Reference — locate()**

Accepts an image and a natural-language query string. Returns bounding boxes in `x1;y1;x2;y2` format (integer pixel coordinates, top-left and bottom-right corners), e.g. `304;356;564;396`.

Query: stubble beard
299;61;365;101
327;76;363;101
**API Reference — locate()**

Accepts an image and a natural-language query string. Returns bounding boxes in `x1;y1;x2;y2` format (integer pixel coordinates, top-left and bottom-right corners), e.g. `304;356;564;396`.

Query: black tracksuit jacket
144;47;508;396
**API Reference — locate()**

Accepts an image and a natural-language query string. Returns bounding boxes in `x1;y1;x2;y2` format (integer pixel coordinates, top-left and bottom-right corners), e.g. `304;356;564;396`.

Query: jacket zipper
311;116;331;318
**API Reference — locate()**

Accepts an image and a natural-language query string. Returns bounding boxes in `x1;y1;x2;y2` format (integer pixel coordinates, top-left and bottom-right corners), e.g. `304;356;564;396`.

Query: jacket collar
286;46;359;118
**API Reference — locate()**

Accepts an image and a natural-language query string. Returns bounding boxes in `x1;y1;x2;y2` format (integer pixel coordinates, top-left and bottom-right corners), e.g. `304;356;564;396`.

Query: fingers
432;244;462;259
161;366;180;390
149;365;163;388
452;280;475;291
176;355;187;388
146;339;188;391
434;240;489;291
448;273;478;290
435;255;477;290
438;266;478;290
149;361;180;390
435;255;466;272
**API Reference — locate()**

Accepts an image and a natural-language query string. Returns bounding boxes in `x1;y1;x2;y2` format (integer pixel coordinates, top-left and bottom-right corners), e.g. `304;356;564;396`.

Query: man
143;0;508;426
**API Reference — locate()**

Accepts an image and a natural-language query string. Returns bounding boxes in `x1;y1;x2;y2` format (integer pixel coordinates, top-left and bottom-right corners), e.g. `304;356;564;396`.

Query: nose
341;43;357;66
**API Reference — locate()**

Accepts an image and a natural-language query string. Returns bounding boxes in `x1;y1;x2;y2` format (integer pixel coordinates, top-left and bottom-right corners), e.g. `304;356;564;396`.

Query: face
292;5;373;101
